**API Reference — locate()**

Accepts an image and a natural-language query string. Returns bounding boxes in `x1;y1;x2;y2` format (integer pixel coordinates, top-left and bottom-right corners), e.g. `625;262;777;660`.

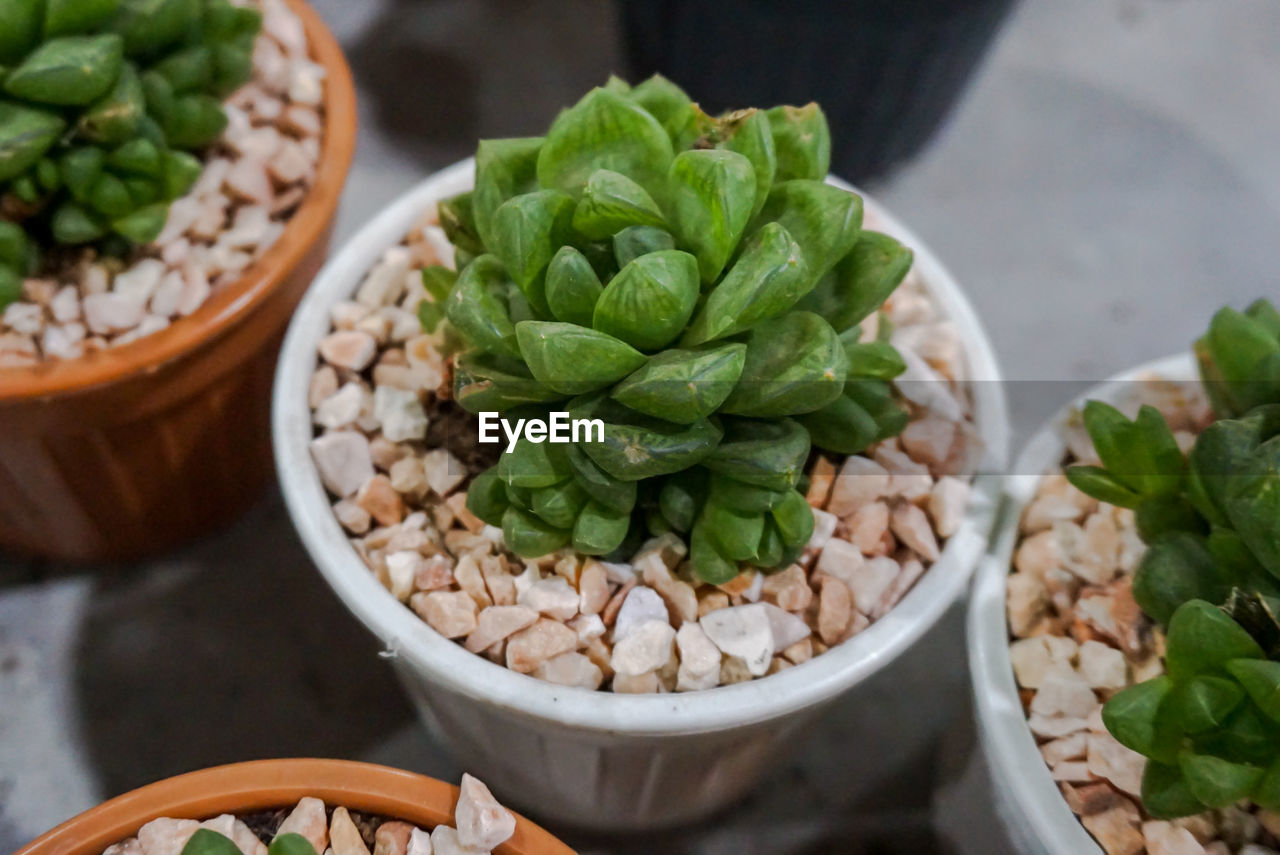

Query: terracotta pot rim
0;0;357;402
14;758;576;855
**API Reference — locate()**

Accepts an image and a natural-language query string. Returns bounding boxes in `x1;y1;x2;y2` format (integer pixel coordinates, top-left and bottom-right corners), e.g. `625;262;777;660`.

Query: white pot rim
967;351;1198;855
273;157;1010;735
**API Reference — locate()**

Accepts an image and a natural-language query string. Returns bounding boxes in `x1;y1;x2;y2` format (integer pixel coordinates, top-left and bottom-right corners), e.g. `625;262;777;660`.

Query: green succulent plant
1065;298;1280;818
0;0;261;307
422;75;915;583
181;828;317;855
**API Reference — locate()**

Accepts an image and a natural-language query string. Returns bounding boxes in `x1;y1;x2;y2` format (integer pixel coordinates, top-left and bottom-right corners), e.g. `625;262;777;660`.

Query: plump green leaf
668;148;757;282
210;43;253;95
627;73;696;144
153;44;211;93
60;145;105;200
796;231;912;334
1224;434;1280;578
537;87;674;201
701;499;764;562
159;149;200;199
5;34;125;106
1134;494;1206;542
0;102;66;182
771;488;815;549
659;469;707;531
1067;465;1143;508
503;505;570;556
1171;675;1246;734
0;221;29;271
473;137;542;248
532;479;589;529
465;466;509;527
498;437;570;489
704;417;810;491
593;249;699;351
109;0;199;58
753;179;862;286
707;472;785;515
453;351;564;413
566;442;636;513
0;0;42;65
1189;406;1280;522
267;834;318;855
111;202;166;242
72;56;143;144
571;168;666;239
437;191;484;256
721;311;848;417
490;189;575;303
718;109;776;217
516;320;647;395
611;343;746;424
799;382;897;456
1193;701;1280;766
1201;306;1280;416
1103;676;1177;760
181;829;242;855
162;94;227;148
43;0;122;37
107;138;161;175
765;103;830;182
843;340;907;380
544;245;603;326
1179;752;1264;809
690;516;740;584
89;172;132;216
0;266;22;310
573;499;631;555
682;222;809;345
612;224;675;268
445;255;520;359
1226;659;1280;724
1165;599;1264;682
1141;762;1208;820
51;202;106;243
573;396;722;481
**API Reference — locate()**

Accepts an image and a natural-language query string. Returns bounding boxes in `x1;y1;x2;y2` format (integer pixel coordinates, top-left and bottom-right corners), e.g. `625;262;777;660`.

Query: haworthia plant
424;75;915;582
181;828;319;855
0;0;262;307
1065;298;1280;818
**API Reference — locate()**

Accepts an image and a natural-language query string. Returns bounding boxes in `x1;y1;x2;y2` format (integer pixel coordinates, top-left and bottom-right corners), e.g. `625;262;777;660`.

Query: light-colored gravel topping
100;773;515;855
309;205;981;693
1006;377;1280;855
0;0;324;367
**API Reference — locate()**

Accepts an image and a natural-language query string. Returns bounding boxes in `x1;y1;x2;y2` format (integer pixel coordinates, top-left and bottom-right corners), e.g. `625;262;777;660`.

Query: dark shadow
72;490;414;796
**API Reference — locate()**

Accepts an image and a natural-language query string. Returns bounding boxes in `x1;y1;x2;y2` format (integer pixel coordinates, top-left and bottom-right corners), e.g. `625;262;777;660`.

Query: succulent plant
182;828;317;855
422;75;915;582
1066;298;1280;818
0;0;261;306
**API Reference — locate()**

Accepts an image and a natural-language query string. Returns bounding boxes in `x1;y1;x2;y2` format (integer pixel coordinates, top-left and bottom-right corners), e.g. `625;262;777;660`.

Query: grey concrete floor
3;0;1280;852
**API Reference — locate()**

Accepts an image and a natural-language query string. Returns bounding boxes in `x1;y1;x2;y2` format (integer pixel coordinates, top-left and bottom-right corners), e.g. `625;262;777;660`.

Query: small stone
761;564;812;612
479;555;516;606
638;552;698;626
357;247;412;308
578;560;611;615
568;613;605;643
226;156;273;204
613;670;661;694
519;576;581;621
103;840;142;855
1089;731;1146;797
113;258;166;303
817;575;853;645
405;828;431;855
806;455;836;507
848;501;889;554
613;585;669;641
807;507;838;550
929;476;969;538
422;448;466;496
611;619;676;676
900;416;958;469
384;551;422;602
1009;636;1079;689
535;650;604;689
1143;822;1207;855
453;553;493;609
3;301;42;335
319;330;377;371
388;456;428;498
815;538;863;583
782;637;813;665
844;555;899;616
373;822;412;855
1080;799;1143;855
1030;668;1098;718
1006;572;1048;638
890;503;940;561
150;271;185;317
175;266;212;316
373;386;428;442
414;554;454;591
276;797;328;855
456;773;517;851
506;618;579;673
761;602;811;650
827;456;889;516
83;292;145;334
412;590;477;639
329;808;372;855
1028;713;1088;739
875;444;934;499
871;556;924;619
49;285;80;322
675;621;721;691
269;139;313;185
356;474;406;527
719;656;755;685
1078;640;1127;690
310;431;375;497
137;818;200;855
315;382;366;429
1041;732;1088;766
699;603;775;676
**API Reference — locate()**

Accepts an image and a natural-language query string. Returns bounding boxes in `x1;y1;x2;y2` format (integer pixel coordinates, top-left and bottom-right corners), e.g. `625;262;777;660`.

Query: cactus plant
1065;298;1280;818
422;76;916;583
0;0;261;306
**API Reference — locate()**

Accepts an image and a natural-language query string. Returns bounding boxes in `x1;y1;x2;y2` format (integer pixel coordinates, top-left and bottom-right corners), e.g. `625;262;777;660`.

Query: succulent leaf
4;34;125;106
611;342;746;424
267;834;319;855
704;417;809;492
516;320;647;395
445;254;521;359
473;137;542;249
573;396;722;481
571;168;666;240
0;0;43;66
572;499;632;555
797;231;912;333
453;351;564;413
668;148;757;282
180;829;242;855
0;101;66;182
611;224;674;268
720;311;848;417
717;109;776;217
544;245;603;326
592;249;699;351
754;179;862;288
765;103;831;182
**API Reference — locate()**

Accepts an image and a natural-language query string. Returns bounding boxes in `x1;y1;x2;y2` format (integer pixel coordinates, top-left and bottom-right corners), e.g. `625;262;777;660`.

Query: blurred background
3;0;1279;852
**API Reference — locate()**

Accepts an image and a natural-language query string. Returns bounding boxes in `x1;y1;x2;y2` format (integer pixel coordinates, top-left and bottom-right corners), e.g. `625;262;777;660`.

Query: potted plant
969;300;1280;854
15;759;574;855
0;0;356;561
274;76;1008;829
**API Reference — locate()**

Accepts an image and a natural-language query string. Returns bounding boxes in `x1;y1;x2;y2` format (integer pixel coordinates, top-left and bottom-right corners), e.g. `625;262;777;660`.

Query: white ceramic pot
967;353;1196;855
273;158;1010;831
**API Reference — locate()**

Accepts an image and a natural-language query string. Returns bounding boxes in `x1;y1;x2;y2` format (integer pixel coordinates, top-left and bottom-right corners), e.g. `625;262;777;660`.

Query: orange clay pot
0;0;357;562
15;759;576;855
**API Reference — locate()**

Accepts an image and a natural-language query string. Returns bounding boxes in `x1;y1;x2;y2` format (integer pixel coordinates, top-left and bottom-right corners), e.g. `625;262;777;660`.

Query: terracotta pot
0;0;357;563
14;759;576;855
